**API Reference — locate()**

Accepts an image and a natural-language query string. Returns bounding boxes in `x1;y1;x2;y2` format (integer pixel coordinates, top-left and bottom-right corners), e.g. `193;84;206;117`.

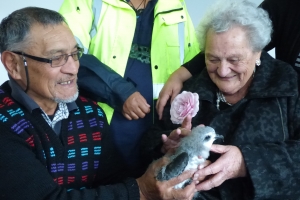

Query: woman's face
205;26;261;95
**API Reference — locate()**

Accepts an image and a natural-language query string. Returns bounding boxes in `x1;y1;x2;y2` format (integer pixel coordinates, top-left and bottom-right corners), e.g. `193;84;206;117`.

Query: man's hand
195;144;247;191
161;115;192;154
136;157;197;200
122;92;150;120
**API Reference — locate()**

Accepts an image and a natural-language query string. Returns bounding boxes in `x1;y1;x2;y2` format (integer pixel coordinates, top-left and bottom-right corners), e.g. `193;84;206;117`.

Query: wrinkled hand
122;92;150;120
137;157;197;200
195;144;247;191
161;115;192;154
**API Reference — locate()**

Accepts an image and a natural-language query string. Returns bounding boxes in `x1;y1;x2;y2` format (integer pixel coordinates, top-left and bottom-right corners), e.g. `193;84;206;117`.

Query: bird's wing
156;152;189;181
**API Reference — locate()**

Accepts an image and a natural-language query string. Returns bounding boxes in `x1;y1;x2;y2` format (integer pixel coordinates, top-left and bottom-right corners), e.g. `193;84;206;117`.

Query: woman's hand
161;115;192;154
195;144;247;191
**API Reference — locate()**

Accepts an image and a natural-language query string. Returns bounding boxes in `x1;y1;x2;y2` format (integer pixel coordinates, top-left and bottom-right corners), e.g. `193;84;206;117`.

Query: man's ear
1;51;23;79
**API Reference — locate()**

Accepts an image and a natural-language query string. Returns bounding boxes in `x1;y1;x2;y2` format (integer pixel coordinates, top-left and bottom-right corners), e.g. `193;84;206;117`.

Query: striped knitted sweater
0;82;139;200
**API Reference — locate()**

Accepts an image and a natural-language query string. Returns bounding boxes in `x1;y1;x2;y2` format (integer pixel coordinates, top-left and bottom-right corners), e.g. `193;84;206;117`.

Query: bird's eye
204;135;211;141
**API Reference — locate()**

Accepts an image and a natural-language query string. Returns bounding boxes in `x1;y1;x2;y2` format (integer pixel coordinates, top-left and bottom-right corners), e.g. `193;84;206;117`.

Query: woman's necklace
216;90;232;110
128;0;146;15
215;67;255;110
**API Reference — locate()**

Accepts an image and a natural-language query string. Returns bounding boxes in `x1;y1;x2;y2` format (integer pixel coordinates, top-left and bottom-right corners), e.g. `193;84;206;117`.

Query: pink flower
170;91;199;124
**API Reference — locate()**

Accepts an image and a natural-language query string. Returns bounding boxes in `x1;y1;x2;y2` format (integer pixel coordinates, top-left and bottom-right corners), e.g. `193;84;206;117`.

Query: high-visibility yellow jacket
60;0;200;122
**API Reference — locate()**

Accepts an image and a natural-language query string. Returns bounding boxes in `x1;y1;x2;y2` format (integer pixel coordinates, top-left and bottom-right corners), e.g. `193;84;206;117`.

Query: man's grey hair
197;0;272;52
0;7;66;53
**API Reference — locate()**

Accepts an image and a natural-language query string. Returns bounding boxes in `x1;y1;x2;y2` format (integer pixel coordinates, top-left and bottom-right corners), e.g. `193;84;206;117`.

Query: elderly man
0;7;197;200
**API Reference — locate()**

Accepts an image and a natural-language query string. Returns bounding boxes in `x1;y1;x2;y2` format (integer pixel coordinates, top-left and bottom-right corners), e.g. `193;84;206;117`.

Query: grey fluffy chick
156;126;223;189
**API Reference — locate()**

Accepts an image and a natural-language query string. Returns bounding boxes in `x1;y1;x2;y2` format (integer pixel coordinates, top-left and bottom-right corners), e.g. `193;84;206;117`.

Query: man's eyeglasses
12;48;83;68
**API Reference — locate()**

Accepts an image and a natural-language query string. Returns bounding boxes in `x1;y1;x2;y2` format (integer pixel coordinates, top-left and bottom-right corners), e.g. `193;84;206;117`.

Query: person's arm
78;54;137;110
156;67;192;120
0;127;140;200
184;52;206;76
78;54;150;120
156;53;206;119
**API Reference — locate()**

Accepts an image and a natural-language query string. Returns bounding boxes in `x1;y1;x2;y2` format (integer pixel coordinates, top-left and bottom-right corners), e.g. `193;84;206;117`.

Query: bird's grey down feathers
156;126;223;190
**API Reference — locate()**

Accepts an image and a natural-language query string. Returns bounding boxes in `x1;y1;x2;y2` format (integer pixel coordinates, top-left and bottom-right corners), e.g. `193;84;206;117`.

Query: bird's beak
214;134;224;142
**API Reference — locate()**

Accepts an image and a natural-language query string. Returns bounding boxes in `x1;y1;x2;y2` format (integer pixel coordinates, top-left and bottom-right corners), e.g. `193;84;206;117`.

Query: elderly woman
143;0;300;199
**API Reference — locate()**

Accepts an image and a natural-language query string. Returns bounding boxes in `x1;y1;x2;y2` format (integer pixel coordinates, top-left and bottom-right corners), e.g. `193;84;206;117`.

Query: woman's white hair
197;0;272;52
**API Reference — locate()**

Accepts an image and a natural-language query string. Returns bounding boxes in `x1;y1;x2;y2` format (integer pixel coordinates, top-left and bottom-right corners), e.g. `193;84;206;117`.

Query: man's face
17;23;79;106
